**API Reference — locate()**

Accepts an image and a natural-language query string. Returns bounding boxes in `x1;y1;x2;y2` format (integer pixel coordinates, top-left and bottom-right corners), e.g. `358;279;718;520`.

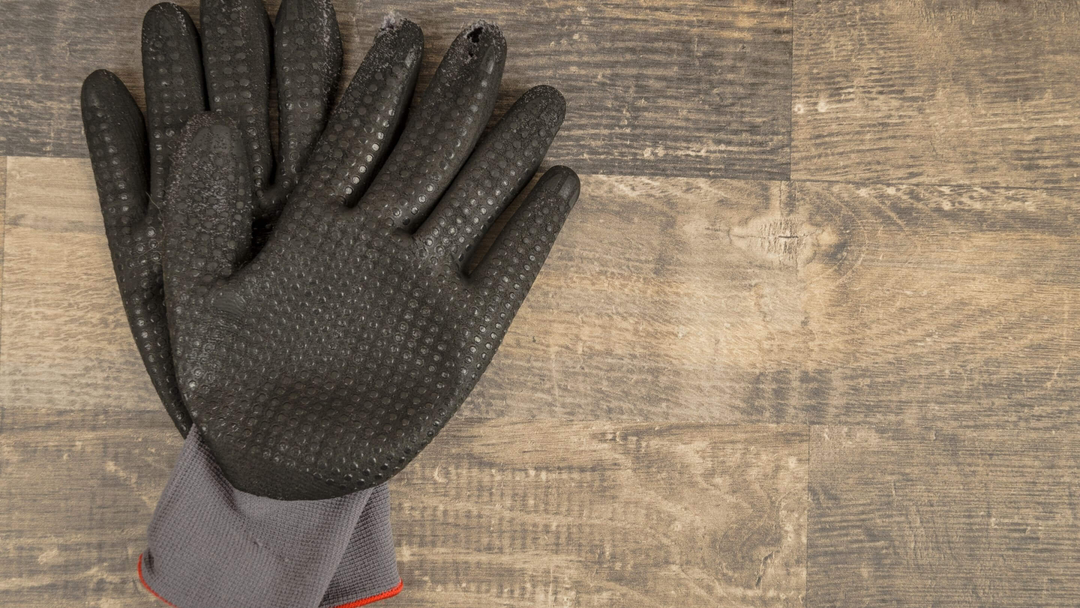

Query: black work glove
155;20;578;499
82;2;414;605
83;0;345;433
152;14;575;500
83;2;578;605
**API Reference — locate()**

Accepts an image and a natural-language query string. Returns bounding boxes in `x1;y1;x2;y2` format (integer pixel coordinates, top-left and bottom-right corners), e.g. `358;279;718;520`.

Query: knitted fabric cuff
139;428;401;608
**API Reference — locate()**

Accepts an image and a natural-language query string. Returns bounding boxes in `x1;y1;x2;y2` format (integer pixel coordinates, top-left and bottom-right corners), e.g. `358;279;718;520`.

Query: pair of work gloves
81;1;579;606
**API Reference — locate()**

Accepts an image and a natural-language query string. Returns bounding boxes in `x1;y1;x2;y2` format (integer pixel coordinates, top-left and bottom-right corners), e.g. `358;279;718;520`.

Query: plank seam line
791;176;1080;193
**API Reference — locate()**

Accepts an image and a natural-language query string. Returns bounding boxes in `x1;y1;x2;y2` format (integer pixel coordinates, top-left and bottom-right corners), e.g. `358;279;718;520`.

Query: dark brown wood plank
0;407;808;607
809;426;1080;606
792;0;1080;187
0;1;156;158
349;0;792;180
391;420;807;607
0;0;792;180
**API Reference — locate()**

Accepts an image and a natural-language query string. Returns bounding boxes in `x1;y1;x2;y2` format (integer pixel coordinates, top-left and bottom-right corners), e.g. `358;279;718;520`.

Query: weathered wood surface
492;178;1080;426
392;420;807;607
0;156;6;290
793;0;1080;187
809;426;1080;606
0;408;807;607
792;181;1080;428
4;159;1079;428
0;0;792;180
0;158;161;411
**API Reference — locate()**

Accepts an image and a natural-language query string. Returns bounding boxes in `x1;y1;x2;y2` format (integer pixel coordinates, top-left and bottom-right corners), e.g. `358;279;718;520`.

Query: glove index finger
363;21;507;230
143;2;207;207
279;17;422;222
273;0;343;196
201;0;273;194
415;85;566;269
82;69;151;250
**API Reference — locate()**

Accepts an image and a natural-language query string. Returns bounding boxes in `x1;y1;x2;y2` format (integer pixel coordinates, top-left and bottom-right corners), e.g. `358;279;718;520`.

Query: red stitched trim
137;554;179;608
331;579;404;608
138;552;402;608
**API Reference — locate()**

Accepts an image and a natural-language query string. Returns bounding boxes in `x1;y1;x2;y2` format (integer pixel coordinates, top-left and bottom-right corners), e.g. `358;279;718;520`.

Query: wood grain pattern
475;176;808;422
0;407;807;607
0;158;804;420
0;409;180;607
4;3;1080;604
0;158;160;410
477;177;1080;426
391;420;807;607
792;0;1080;187
0;156;6;318
4;159;1079;428
0;0;792;180
809;426;1080;606
794;180;1080;427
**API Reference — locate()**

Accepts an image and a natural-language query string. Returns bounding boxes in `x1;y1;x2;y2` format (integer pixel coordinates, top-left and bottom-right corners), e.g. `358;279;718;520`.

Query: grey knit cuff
139;428;401;608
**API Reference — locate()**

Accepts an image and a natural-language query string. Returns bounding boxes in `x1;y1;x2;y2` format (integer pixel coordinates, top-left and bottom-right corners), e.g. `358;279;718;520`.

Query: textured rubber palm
82;0;343;434
163;22;579;500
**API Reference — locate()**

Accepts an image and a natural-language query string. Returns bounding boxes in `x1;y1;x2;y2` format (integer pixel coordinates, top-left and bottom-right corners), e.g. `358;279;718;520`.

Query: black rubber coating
83;0;347;435
82;3;580;500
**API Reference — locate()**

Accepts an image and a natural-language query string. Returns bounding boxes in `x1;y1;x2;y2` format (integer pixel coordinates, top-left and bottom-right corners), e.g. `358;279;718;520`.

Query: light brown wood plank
5;159;1079;426
808;426;1080;606
792;0;1080;187
0;407;807;607
476;176;808;422
0;156;7;336
0;0;792;180
0;157;159;410
0;158;807;421
793;181;1080;427
480;178;1080;427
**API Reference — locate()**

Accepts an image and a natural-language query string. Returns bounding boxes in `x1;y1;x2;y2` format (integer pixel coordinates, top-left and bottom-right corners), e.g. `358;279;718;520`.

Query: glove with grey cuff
83;1;404;605
83;0;579;606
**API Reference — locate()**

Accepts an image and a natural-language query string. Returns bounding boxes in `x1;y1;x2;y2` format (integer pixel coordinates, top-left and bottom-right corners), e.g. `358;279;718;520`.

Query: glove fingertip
537;165;581;209
144;2;196;33
82;70;151;229
82;70;134;114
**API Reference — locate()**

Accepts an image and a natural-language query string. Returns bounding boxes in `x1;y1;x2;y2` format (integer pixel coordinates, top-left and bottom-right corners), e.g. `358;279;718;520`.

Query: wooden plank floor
1;0;1078;606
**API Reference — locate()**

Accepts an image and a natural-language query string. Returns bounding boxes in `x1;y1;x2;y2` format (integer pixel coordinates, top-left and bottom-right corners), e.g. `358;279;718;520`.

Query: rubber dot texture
273;0;343;195
84;9;580;501
167;22;578;500
81;0;348;435
81;69;191;433
143;3;206;206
